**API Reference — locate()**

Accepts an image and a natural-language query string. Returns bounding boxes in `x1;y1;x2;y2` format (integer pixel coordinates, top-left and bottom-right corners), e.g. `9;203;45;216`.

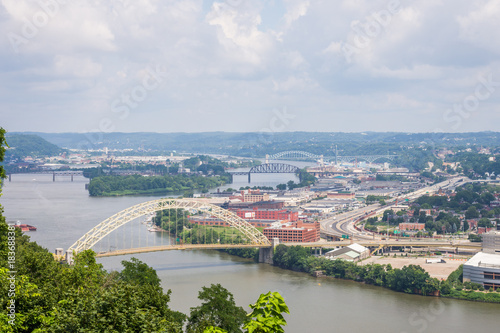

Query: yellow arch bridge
63;199;274;264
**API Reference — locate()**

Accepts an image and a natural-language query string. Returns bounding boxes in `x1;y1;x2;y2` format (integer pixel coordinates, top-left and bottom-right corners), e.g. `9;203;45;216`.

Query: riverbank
227;244;500;304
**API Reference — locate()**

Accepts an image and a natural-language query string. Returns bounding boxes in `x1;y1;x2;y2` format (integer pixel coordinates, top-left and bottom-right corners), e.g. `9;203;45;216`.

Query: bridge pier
53;172;56;182
259;238;279;264
248;172;251;183
8;174;11;182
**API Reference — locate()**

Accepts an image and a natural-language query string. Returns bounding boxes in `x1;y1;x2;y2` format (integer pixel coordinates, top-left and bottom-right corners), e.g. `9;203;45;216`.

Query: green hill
5;134;64;160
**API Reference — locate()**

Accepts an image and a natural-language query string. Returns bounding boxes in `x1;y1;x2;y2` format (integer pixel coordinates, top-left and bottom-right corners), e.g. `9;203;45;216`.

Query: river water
2;174;499;333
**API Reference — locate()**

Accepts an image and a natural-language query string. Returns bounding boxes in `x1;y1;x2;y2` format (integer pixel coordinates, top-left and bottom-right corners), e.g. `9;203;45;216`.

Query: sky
1;0;499;134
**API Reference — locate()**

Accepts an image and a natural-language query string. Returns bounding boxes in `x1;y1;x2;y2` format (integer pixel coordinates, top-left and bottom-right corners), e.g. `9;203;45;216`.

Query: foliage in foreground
0;219;289;332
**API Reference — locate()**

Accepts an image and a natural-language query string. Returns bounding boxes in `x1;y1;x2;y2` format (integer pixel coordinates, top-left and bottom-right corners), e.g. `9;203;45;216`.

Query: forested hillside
4;134;64;161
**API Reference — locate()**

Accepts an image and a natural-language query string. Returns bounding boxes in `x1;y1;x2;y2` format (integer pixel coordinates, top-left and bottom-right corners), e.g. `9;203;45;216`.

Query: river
2;173;500;333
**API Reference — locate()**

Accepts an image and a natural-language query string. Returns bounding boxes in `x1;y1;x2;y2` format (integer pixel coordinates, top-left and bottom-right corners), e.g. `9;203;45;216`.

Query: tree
0;128;6;181
276;184;287;191
465;206;480;219
478;218;493;228
243;291;289;333
480;192;495;205
119;257;161;287
463;221;469;232
187;284;247;333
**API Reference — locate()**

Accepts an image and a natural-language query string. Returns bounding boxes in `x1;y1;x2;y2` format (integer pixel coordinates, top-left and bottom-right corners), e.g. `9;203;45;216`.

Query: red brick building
188;217;276;229
236;208;298;222
227;200;285;212
399;223;425;231
263;221;320;243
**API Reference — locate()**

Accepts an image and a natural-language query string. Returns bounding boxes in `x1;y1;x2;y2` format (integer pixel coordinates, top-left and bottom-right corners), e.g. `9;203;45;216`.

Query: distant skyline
1;0;499;134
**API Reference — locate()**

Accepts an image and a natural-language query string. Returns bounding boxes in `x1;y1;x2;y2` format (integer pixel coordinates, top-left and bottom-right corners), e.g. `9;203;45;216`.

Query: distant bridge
228;163;300;183
267;151;323;162
64;198;274;264
7;170;83;182
335;155;396;164
265;150;396;165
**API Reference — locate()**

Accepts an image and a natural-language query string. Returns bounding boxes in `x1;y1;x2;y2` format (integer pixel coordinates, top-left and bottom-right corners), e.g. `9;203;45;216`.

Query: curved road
320;176;469;241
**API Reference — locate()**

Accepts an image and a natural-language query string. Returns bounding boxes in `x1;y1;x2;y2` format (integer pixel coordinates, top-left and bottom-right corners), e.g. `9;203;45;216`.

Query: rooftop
465;252;500;268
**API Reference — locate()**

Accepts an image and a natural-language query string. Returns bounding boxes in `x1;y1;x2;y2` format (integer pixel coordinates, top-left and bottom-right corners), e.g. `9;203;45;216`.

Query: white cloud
370;65;443;80
283;0;310;29
206;2;274;67
457;0;500;54
53;55;103;78
0;0;498;133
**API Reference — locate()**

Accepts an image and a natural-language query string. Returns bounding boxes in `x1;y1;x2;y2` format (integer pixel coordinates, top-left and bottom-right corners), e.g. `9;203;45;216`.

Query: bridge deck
96;243;271;257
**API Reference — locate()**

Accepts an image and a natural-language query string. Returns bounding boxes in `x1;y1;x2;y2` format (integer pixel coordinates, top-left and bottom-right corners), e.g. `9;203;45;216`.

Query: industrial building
463;252;500;290
462;225;500;290
324;243;370;262
482;229;500;254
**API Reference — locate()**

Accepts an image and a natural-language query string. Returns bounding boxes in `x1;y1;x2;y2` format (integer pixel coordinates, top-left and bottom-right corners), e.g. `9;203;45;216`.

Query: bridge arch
267;150;322;160
68;199;271;254
336;155;396;164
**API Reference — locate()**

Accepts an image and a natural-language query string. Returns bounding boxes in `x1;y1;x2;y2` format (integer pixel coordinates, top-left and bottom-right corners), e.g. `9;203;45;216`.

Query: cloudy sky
1;0;499;133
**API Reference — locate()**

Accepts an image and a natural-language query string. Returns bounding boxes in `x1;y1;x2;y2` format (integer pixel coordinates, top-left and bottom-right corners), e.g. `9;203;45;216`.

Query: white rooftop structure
324;243;370;261
348;243;369;254
464;252;500;268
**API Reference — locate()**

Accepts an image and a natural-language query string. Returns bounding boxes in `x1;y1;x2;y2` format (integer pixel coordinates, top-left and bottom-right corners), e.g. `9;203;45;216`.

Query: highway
319;176;470;241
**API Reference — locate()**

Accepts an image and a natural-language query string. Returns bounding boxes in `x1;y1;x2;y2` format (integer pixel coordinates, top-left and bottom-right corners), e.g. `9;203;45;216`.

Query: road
319;176;470;241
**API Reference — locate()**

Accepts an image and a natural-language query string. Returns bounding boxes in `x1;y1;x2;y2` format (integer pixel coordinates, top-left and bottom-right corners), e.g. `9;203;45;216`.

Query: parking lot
360;255;468;280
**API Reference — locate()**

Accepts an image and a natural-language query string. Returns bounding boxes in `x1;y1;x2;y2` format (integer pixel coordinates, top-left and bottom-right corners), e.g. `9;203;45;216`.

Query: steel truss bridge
65;199;271;261
266;150;396;164
228;163;300;183
7;170;83;182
